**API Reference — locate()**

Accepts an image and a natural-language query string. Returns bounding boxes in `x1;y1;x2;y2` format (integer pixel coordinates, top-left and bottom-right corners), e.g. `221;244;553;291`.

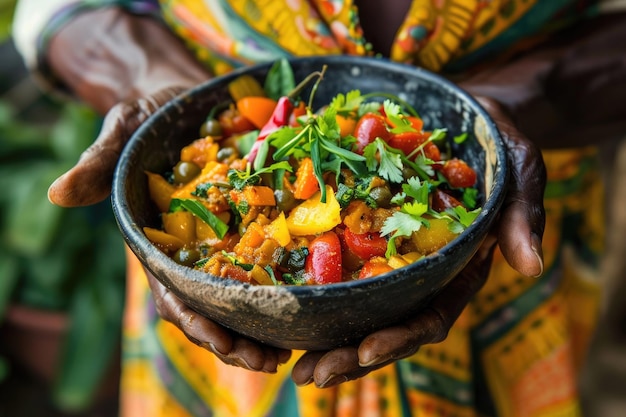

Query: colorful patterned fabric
157;0;602;74
21;1;607;416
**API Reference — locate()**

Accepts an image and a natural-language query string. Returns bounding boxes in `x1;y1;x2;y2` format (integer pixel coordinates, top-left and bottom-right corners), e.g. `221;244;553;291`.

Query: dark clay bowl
112;56;508;350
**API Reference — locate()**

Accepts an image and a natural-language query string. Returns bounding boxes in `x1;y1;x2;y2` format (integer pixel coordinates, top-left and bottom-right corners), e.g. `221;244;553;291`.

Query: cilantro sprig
267;101;366;202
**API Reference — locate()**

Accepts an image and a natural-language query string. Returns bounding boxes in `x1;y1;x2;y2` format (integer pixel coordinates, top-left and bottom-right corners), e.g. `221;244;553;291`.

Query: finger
358;235;497;367
48;88;186;207
146;270;234;356
260;346;291;372
292;351;327;386
312;347;373;388
476;97;546;277
146;270;290;373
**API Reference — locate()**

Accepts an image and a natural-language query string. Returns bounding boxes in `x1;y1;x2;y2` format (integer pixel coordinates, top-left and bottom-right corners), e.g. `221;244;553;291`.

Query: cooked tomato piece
353;113;392;153
441;158;477;188
431;188;463;212
343;228;387;260
358;258;393;279
305;231;343;284
388;131;440;162
218;107;256;137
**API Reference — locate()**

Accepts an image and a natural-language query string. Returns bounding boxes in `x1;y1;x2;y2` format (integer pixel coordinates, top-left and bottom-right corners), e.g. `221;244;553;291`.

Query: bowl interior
112;56;507;350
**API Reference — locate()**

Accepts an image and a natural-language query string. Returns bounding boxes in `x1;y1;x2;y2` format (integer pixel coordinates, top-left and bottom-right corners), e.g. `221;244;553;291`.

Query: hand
45;7;210;207
291;97;547;388
146;270;292;373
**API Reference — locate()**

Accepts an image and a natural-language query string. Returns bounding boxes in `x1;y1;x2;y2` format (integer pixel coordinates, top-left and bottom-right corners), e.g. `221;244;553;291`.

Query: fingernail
530;233;544;278
204;342;229;356
318;374;348;388
295;376;314;386
359;353;388;367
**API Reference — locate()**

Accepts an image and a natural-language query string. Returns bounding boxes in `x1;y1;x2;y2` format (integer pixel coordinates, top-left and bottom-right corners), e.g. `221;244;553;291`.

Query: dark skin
44;5;626;388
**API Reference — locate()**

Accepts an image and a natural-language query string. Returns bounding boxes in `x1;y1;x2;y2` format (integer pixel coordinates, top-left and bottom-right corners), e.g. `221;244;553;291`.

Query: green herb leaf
380;211;428;257
170;198;229;239
453;132;468;144
264;58;296;100
364;138;404;183
221;251;254;271
384;100;416;134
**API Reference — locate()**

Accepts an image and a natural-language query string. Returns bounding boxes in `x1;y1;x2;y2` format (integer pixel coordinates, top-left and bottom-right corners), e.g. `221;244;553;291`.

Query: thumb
476;97;546;277
48;88;186;207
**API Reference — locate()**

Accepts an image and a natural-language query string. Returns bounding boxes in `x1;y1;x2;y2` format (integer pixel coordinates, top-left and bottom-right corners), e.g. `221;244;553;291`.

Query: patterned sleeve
12;0;161;92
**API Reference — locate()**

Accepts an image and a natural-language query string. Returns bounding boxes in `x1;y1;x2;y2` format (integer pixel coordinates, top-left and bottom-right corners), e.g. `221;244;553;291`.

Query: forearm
459;12;626;149
46;7;210;114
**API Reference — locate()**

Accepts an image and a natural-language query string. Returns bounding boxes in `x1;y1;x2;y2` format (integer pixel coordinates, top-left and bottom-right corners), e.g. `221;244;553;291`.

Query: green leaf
380;211;428;257
402;176;429;205
264;58;295;100
453;132;468;144
447;205;482;228
384;100;415;134
329;90;364;116
0;253;19;321
363;139;404;183
222;251;254;271
170;198;229;239
54;223;125;412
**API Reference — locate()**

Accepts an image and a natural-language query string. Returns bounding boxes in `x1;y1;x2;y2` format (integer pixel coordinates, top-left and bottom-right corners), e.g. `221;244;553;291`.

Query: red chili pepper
245;67;327;164
246;96;295;163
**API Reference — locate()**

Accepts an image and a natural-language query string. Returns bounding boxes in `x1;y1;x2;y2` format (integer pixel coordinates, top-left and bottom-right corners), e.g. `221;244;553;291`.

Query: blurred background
0;1;125;416
0;1;624;416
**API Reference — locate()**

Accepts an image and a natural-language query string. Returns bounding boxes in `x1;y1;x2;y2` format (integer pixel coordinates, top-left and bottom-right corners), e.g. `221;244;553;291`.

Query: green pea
370;186;393;208
274;188;297;212
173;161;201;184
172;248;202;267
217;146;237;162
199;118;223;137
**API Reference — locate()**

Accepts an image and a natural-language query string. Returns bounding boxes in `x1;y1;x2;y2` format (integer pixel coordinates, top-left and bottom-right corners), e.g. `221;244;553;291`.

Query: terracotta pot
0;304;121;415
1;304;68;382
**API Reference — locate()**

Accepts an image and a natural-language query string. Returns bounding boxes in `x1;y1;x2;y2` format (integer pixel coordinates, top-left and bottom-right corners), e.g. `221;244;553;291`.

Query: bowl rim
111;55;508;297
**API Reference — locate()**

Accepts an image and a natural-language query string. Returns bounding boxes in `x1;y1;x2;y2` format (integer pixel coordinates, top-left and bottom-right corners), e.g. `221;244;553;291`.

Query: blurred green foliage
0;1;126;412
0;0;15;40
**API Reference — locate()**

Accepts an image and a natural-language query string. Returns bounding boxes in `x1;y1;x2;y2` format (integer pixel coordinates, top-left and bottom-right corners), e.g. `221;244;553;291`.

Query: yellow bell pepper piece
286;185;341;236
264;212;291;247
162;211;196;245
143;227;184;252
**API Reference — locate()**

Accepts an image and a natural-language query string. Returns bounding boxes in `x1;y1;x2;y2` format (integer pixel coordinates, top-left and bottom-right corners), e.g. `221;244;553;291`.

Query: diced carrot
236;96;278;129
242;185;276;206
239;221;265;248
359;257;393;279
180;137;219;168
336;114;357;137
293;157;319;200
172;161;229;200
